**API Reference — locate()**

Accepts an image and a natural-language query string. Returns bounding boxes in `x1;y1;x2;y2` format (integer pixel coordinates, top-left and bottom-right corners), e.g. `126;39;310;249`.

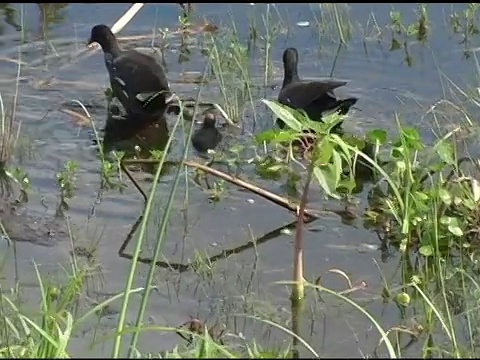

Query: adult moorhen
277;47;358;133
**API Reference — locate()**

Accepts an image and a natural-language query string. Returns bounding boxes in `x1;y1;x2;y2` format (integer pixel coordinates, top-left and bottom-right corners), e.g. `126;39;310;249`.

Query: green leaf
395;292;411;307
391;146;404;159
262;99;303;131
313;167;340;199
441;216;463;236
419;245;433;257
255;129;298;144
438;188;452;205
367;129;388;145
321;112;344;133
401;128;423;150
315;139;334;164
473;179;480;202
435;140;455;166
330;133;353;161
414;191;429;202
448;217;463;237
331;150;343;185
439;216;449;225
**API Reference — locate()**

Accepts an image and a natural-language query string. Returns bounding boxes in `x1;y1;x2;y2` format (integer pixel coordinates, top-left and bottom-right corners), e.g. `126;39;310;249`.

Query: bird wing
109;50;171;109
278;79;347;109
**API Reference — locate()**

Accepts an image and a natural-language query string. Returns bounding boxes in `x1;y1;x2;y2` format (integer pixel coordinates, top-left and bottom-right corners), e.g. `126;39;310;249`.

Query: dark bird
191;113;222;153
87;24;175;119
277;47;358;133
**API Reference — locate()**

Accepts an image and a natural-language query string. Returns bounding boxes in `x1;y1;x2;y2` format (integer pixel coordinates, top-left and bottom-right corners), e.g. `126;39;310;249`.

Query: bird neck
203;122;215;129
103;39;122;58
282;68;300;87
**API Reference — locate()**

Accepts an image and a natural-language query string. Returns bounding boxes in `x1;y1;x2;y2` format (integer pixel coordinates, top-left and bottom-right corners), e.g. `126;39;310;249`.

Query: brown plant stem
121;158;320;220
292;157;314;301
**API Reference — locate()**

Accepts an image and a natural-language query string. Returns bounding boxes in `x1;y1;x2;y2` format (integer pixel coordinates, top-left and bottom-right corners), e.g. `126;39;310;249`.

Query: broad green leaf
316;139;333;164
262;99;303;132
322;112;345;133
330;133;353;161
339;177;357;194
441;216;464;236
414;191;429;202
313;167;340;199
463;198;476;210
391;147;404;159
304;117;325;133
367;129;388;145
401;128;424;150
438;188;452;205
255;129;298;144
419;245;433;257
435;140;455;166
332;150;343;185
473;179;480;202
395;292;411;306
448;217;463;237
427;162;446;176
440;216;450;225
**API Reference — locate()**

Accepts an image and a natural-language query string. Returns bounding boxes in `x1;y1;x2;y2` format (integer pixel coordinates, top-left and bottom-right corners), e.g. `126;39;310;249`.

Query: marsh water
0;3;479;358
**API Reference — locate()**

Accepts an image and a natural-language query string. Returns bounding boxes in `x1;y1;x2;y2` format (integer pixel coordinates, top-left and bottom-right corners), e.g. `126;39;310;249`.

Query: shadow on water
118;206;317;273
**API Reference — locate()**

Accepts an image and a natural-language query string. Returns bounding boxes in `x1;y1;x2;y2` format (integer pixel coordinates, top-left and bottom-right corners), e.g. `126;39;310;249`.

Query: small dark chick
191;113;222;153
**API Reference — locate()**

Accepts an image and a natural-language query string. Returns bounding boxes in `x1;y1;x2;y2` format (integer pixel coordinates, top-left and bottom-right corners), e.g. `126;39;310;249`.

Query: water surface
0;3;478;357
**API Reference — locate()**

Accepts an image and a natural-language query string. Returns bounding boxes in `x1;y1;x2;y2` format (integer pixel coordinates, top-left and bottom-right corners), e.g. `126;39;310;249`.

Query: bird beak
86;38;97;49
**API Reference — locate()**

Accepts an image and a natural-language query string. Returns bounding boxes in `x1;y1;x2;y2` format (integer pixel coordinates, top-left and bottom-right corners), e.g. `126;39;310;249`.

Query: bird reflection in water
102;108;174;177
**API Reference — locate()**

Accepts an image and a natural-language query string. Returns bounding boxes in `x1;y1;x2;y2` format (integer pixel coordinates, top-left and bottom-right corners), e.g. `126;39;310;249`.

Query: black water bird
191;113;222;153
277;47;358;133
87;24;175;119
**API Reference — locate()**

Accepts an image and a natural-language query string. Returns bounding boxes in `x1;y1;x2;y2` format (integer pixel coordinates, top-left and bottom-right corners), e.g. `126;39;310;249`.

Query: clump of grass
450;3;480;58
0;92;28;202
205;8;283;129
0;258;96;358
311;3;353;46
55;160;79;216
0;95;20;169
207;26;255;125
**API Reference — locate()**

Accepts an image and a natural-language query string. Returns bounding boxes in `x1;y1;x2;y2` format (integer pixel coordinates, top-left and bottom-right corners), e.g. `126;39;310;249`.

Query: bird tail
331;97;358;115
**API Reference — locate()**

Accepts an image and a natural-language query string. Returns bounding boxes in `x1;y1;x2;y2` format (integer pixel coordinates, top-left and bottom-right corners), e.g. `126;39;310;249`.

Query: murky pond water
0;3;479;357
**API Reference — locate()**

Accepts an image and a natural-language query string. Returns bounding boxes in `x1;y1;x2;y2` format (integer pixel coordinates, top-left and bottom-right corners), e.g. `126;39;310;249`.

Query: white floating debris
296;21;310;27
249;3;255;5
247;198;255;204
357;243;380;253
